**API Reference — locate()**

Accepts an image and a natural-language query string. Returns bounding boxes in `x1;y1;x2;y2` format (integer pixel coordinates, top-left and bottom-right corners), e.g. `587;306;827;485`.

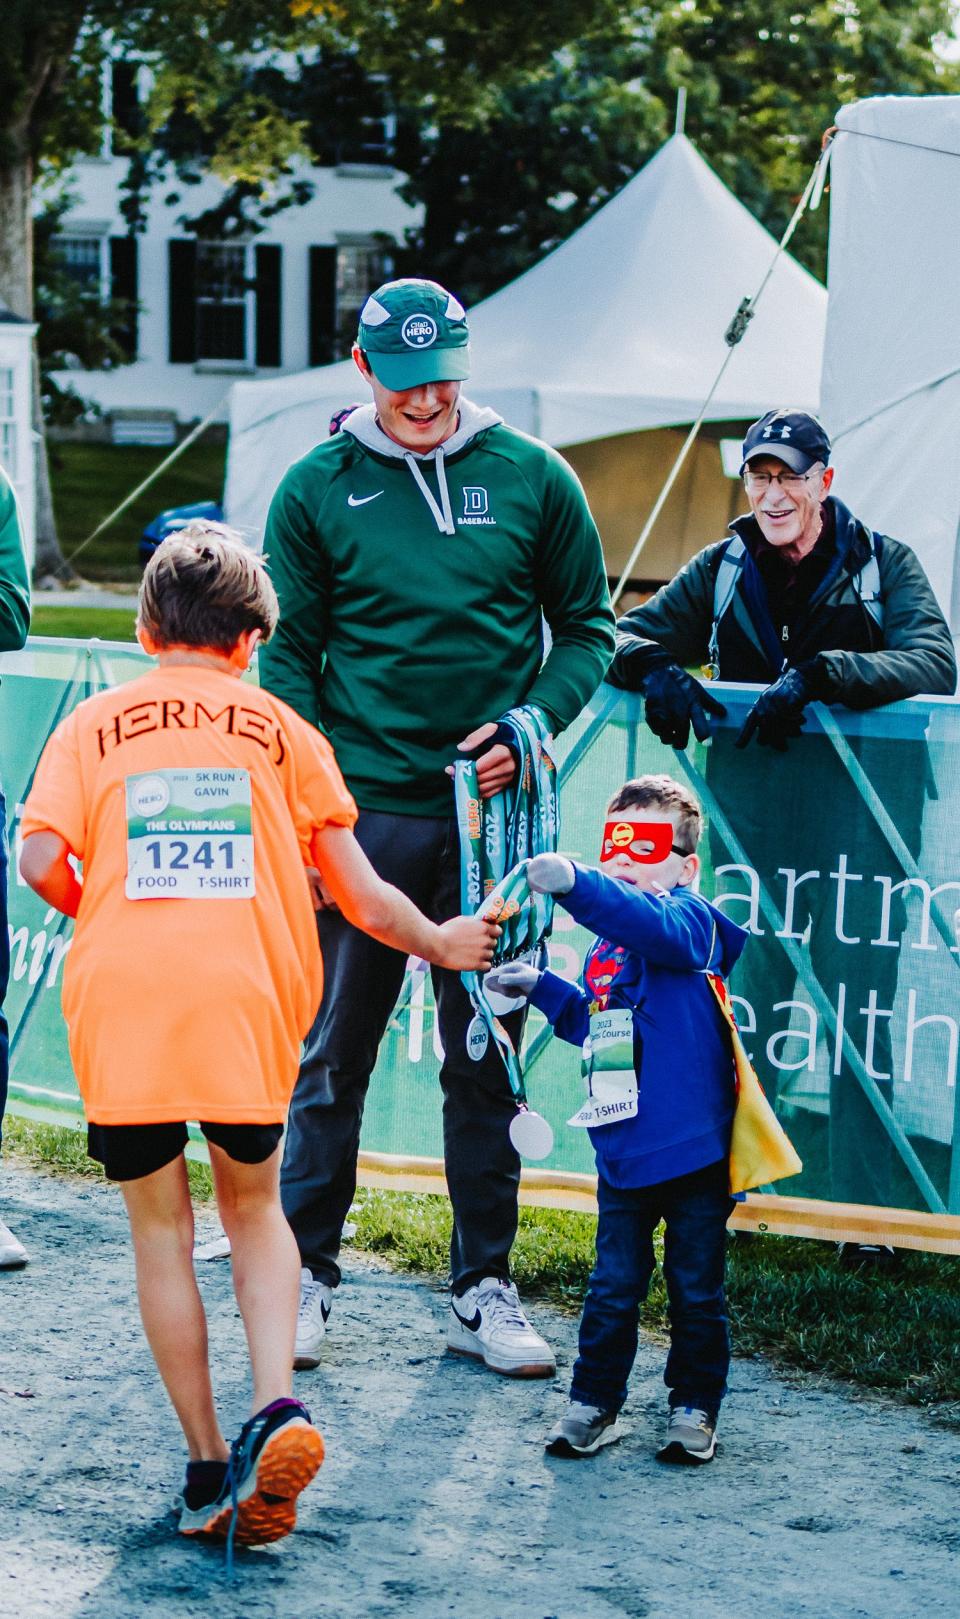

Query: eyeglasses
743;469;819;491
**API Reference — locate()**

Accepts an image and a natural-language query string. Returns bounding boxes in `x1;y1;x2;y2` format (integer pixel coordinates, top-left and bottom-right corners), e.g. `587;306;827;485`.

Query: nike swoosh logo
347;491;384;507
451;1304;482;1332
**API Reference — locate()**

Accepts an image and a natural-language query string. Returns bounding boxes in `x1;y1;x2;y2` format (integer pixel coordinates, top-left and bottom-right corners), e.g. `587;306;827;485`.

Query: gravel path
1;1159;957;1619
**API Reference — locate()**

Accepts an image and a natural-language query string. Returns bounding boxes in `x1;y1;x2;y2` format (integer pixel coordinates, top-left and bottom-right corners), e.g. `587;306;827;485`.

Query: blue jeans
0;791;8;1149
570;1158;735;1419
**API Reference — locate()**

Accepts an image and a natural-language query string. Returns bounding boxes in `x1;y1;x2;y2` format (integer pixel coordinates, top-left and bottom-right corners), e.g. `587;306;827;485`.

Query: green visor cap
357;278;470;389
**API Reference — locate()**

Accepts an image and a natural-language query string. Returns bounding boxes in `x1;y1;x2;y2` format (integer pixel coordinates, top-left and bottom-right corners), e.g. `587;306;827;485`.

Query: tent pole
674;89;687;137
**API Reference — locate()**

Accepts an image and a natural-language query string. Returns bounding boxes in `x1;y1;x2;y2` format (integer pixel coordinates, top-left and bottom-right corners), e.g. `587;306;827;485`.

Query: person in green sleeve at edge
260;278;615;1374
0;467;31;1268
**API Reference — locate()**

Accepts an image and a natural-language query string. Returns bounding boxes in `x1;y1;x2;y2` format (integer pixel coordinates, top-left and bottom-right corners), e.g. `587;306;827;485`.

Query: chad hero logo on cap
401;314;438;349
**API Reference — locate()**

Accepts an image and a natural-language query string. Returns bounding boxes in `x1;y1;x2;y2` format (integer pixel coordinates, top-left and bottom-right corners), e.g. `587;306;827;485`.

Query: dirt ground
1;1159;958;1619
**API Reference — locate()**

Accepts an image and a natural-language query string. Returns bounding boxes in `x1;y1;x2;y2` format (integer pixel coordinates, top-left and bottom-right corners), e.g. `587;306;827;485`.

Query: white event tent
226;133;827;583
819;95;960;638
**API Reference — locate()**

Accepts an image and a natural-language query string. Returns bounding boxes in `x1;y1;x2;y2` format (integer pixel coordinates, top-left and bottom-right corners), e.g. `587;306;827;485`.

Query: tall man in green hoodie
261;279;615;1374
0;468;31;1269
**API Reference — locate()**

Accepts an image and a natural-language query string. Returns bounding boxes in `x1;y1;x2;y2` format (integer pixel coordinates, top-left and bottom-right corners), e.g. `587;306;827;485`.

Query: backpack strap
853;534;883;631
705;536;747;679
707;531;883;675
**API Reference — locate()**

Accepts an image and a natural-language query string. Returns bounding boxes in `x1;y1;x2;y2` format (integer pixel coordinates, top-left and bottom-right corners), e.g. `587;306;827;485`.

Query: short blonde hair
607;774;703;854
138;522;278;653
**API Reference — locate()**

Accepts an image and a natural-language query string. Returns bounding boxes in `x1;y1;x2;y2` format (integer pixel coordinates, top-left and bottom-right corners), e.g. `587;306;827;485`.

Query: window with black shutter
109;236;138;359
255;244;282;367
309;246;337;367
310;240;395;366
194;244;247;362
168;239;197;363
53;236;104;296
334;243;392;357
110;62;142;141
169;239;282;367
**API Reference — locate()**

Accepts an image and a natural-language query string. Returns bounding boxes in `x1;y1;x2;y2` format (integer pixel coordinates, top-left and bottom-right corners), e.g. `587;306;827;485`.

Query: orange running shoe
179;1398;324;1554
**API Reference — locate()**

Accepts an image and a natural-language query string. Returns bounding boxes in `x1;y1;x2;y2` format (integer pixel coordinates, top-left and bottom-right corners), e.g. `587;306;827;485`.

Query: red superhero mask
600;819;687;866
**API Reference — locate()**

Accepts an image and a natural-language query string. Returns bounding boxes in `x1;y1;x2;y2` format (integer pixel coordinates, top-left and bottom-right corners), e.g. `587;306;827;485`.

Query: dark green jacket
611;497;956;707
260;401;615;814
0;469;29;654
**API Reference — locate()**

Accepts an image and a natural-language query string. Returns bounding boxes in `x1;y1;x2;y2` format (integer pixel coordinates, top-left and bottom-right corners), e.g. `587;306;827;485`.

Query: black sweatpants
280;809;525;1291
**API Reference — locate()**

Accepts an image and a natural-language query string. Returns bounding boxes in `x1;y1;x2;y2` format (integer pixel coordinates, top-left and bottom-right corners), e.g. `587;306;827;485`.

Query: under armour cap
740;410;831;475
357;278;470;389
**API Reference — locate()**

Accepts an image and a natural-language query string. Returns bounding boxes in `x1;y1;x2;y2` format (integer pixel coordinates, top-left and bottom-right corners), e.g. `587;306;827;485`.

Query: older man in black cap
612;408;955;747
609;409;956;1233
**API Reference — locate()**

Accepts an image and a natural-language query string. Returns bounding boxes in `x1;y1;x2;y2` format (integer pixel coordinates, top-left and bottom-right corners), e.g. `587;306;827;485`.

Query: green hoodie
0;469;29;653
260;400;614;815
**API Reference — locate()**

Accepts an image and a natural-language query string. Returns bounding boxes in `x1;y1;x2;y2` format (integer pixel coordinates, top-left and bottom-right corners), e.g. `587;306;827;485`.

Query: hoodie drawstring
403;446;456;535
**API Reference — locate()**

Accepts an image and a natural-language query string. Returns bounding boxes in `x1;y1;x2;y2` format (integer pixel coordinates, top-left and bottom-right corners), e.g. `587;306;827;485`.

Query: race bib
125;768;255;900
568;1007;638;1129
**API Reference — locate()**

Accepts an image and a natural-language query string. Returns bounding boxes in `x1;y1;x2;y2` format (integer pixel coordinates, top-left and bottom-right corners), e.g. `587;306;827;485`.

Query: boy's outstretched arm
530;972;591;1046
20;832;83;918
529;857;718;971
486;962;590;1047
312;824;499;971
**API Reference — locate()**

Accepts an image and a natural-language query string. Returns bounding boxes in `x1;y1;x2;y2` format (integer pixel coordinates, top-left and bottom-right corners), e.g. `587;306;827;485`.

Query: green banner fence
5;638;960;1250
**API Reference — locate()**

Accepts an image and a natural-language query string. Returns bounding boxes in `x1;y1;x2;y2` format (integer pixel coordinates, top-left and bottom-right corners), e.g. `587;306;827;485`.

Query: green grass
7;1114;960;1414
5;1113;215;1203
48;438;227;583
29;606;138;641
350;1188;960;1411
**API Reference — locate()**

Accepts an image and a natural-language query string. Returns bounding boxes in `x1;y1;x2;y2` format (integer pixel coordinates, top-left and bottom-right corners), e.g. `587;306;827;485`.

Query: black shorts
87;1120;284;1182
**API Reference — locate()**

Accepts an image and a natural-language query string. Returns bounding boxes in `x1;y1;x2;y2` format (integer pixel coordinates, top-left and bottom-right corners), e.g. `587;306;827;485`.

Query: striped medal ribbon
453;708;558;1154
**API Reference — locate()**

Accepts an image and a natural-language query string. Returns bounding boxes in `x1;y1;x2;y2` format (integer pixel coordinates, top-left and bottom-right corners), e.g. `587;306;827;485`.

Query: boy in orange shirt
19;525;496;1552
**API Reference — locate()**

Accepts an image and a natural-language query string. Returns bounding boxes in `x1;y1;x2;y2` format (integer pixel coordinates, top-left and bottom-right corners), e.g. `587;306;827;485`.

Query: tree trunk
0;144;33;321
0;143;73;582
31;349;68;582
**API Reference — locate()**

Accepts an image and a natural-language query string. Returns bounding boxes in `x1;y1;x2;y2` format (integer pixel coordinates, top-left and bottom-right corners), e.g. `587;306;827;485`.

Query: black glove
735;666;812;752
457;721;521;769
641;662;727;749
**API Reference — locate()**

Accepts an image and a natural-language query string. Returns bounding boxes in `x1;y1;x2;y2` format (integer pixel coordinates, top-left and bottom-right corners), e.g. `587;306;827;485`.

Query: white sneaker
294;1267;332;1370
447;1276;556;1378
0;1220;28;1270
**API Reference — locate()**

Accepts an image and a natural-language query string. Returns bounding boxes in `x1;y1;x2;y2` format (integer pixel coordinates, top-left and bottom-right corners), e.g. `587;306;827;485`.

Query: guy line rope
610;132;835;610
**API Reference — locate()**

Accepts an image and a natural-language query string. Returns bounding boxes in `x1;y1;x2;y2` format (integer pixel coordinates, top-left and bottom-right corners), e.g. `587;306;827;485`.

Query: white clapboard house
45;61;421;437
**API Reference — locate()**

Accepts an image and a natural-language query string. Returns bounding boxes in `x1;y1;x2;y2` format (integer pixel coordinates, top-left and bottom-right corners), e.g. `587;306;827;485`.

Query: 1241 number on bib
125;767;255;899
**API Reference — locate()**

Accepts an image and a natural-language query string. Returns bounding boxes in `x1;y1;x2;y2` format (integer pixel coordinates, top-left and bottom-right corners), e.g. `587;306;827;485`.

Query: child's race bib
125;768;255;900
568;1006;638;1129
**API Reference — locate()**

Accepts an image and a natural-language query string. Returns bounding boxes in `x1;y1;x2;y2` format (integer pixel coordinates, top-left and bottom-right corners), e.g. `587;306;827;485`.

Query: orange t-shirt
20;664;357;1124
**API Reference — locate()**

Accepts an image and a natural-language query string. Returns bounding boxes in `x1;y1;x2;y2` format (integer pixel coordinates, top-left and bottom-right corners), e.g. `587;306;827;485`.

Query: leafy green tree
33;193;138;427
640;0;960;280
3;0;957;576
0;0;621;575
393;31;666;305
395;0;960;299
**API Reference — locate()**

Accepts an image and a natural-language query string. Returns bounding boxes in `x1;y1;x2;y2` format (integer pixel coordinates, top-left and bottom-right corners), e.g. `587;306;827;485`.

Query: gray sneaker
657;1405;717;1464
0;1220;28;1270
545;1401;623;1458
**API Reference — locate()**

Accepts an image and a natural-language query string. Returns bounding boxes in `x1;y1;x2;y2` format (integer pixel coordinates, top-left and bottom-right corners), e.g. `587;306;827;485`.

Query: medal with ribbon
453;706;559;1159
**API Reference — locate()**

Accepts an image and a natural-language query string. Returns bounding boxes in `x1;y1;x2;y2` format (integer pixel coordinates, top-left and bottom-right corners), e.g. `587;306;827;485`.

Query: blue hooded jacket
529;865;748;1189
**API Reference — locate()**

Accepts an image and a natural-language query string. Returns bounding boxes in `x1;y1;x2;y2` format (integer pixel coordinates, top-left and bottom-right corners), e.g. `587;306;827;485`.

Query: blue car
139;500;224;569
